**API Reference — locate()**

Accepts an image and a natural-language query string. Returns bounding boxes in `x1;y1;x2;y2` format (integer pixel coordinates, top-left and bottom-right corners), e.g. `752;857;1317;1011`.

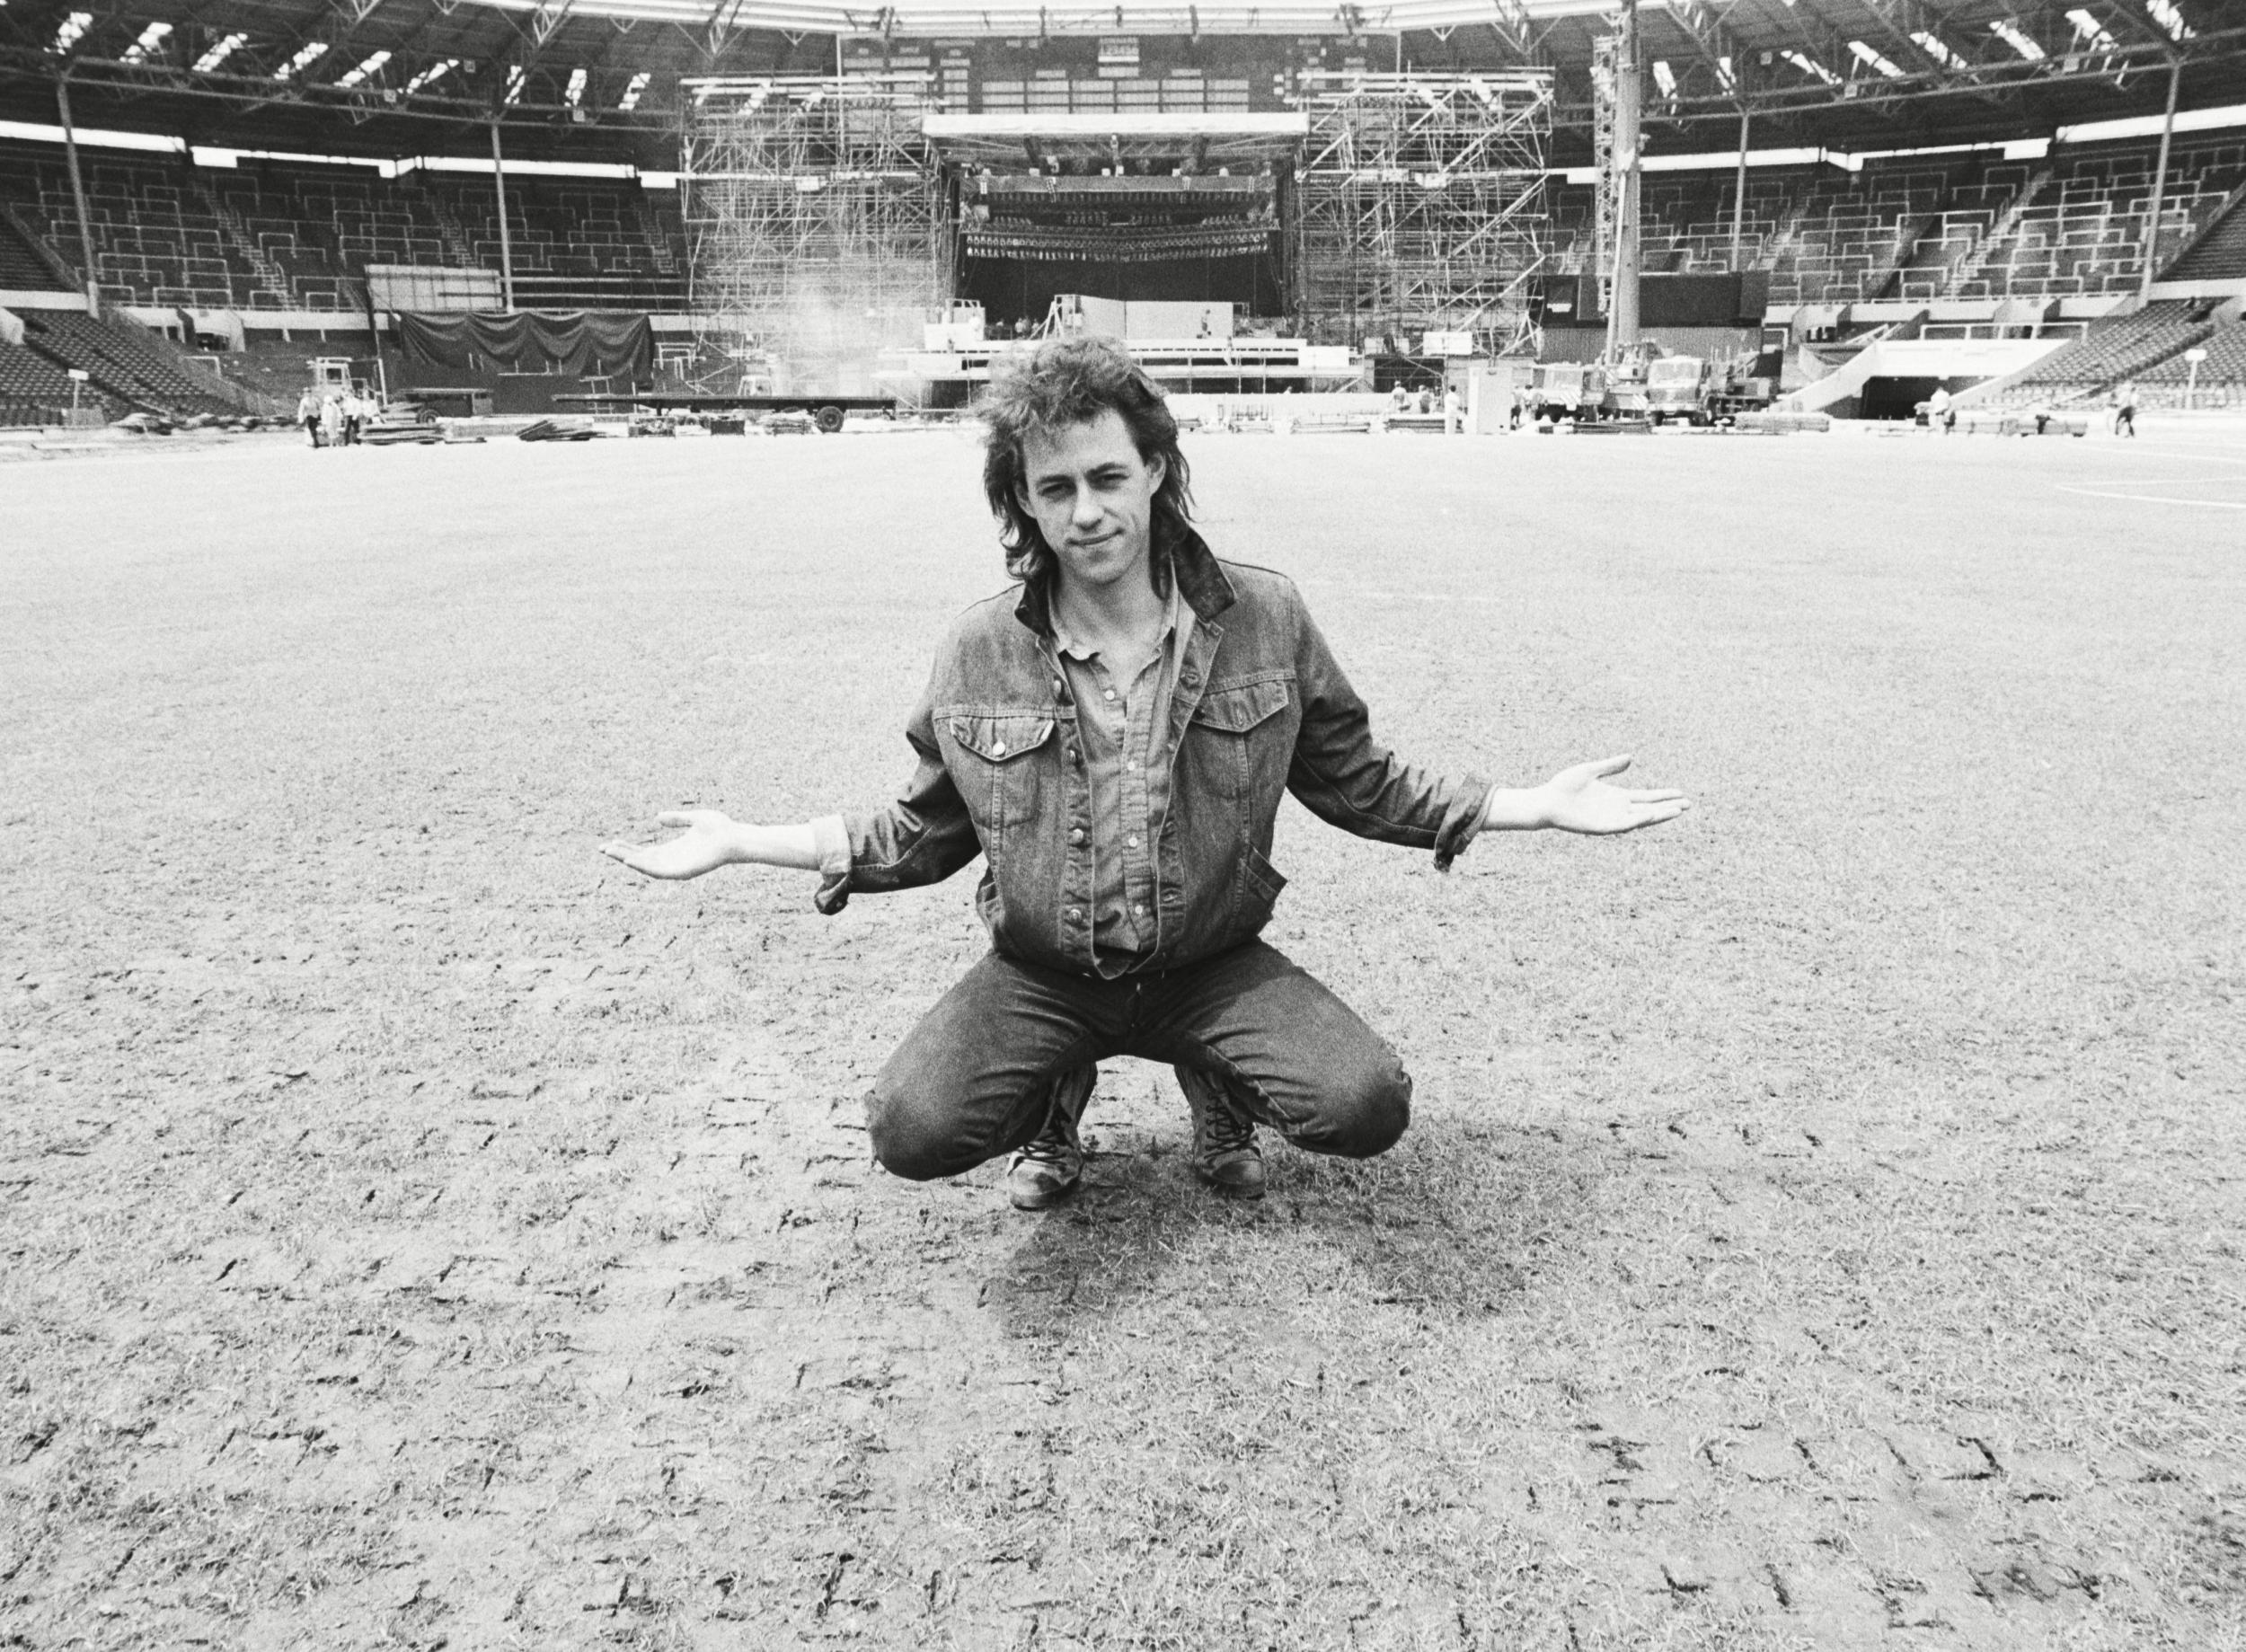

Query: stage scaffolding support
1288;71;1552;356
680;75;951;394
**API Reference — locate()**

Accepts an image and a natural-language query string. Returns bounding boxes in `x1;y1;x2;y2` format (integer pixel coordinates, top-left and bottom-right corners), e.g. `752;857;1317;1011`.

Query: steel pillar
2139;57;2181;299
53;75;102;312
491;122;517;311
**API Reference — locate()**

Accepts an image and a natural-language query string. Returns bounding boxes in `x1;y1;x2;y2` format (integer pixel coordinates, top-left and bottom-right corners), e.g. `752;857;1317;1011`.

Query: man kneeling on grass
603;337;1689;1211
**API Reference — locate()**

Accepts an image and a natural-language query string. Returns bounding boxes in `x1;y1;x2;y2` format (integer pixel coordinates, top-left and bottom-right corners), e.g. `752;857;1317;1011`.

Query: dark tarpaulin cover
396;311;652;377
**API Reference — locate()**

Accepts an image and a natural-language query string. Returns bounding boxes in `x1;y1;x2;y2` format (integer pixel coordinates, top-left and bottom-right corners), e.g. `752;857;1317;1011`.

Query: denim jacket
816;526;1493;974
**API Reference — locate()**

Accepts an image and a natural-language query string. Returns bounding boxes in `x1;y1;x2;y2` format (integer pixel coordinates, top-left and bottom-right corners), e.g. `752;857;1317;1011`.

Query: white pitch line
2056;483;2246;509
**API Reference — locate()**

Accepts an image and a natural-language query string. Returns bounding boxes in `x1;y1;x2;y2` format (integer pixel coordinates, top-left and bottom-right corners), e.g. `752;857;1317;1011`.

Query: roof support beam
1661;0;1741;93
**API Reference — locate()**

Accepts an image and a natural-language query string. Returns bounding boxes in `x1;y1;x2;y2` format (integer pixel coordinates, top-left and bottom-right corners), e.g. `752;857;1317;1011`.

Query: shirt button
1126;759;1138;771
991;739;1006;756
1102;688;1116;701
1068;746;1080;762
1134;903;1147;916
1127;835;1139;848
1066;907;1082;922
1052;678;1064;694
1070;828;1085;844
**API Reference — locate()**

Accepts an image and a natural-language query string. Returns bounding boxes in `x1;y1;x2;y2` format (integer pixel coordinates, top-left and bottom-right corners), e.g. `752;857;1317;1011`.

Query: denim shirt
813;525;1494;975
1052;576;1189;973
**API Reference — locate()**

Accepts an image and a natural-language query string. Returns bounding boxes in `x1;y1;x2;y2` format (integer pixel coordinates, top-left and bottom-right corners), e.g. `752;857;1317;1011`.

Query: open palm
1543;755;1690;835
599;809;738;879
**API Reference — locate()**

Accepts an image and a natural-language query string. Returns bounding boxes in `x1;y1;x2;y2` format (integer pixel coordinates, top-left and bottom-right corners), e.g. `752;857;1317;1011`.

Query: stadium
4;0;2244;1644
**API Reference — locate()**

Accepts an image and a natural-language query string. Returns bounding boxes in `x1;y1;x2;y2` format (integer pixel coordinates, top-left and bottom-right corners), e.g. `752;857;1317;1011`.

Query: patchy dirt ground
3;422;2242;1650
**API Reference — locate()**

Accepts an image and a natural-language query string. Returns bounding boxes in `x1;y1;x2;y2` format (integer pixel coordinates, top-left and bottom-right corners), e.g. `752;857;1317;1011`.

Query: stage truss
680;75;951;393
682;69;1552;384
1289;71;1553;354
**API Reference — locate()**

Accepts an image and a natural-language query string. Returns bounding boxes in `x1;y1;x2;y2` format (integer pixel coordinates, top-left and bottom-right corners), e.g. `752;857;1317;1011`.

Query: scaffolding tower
681;75;951;393
1289;71;1553;355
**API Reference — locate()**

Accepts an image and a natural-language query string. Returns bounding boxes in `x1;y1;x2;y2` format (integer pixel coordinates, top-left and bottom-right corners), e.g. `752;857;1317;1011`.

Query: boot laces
1198;1085;1256;1155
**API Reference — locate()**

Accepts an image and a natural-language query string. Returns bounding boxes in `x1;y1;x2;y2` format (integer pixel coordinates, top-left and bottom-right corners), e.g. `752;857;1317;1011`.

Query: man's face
1016;409;1166;599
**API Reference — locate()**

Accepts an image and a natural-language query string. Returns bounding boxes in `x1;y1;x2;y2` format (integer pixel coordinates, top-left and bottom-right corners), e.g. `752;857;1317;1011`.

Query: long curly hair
981;335;1196;603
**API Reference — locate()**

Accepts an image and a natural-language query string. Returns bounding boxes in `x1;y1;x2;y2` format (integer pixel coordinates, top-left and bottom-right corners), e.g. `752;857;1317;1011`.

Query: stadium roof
3;0;2243;166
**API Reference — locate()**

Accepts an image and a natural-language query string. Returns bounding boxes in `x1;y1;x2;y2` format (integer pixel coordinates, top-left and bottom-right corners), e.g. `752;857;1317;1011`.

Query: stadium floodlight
1717;54;1736;91
1989;20;2046;59
406;58;458;93
120;22;172;63
51;11;91;52
338;50;392;87
2144;0;2195;39
1848;40;1905;78
1651;58;1677;98
505;65;526;103
567;66;588;106
276;40;330;80
194;31;247;71
1781;49;1840;84
618;70;651;110
1910;29;1967;66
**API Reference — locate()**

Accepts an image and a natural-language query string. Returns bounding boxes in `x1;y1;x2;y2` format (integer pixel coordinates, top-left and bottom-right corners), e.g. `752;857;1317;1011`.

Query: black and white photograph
4;1;2244;1643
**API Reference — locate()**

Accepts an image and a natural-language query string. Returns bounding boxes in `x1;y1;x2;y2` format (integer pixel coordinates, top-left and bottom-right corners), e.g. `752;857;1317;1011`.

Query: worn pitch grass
2;422;2242;1650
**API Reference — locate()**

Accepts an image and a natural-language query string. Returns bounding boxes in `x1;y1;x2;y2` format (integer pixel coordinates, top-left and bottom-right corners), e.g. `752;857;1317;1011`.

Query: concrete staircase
193;186;295;307
1944;165;2051;296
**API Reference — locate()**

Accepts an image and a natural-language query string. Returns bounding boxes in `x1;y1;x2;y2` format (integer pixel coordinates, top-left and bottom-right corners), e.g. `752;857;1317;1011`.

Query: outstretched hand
1539;755;1690;835
600;809;740;879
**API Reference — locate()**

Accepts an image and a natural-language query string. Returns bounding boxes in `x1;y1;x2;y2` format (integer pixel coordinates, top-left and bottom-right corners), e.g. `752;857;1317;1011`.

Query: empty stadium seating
0;140;261;308
0;209;66;290
0;138;692;314
0;336;107;425
411;173;689;310
1544;135;2246;308
1956;138;2246;299
14;309;240;417
1985;299;2217;405
2163;193;2246;283
2137;314;2246;403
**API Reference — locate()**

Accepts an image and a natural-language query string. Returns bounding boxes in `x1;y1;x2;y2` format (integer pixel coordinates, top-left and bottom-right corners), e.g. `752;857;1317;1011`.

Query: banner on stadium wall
395;311;653;378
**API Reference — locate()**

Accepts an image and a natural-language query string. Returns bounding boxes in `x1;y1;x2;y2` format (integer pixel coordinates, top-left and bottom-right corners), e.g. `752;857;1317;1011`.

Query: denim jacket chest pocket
1181;674;1295;805
941;711;1058;848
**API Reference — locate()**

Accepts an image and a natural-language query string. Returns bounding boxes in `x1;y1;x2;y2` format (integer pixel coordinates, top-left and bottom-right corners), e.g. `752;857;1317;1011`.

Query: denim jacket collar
1012;518;1238;640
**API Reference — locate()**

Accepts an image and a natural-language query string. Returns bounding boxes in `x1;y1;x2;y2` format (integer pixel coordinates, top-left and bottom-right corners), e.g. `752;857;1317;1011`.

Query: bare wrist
1481;786;1553;832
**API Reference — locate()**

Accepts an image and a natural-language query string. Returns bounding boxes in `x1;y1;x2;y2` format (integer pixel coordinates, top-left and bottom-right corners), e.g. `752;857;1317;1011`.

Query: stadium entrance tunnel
1859;375;1977;421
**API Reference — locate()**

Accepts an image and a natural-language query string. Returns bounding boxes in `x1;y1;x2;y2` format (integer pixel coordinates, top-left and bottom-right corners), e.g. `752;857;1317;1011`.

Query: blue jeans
868;941;1411;1180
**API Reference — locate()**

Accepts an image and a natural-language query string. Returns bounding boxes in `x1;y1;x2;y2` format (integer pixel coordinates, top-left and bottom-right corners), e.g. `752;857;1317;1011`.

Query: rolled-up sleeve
1284;597;1493;870
814;670;984;914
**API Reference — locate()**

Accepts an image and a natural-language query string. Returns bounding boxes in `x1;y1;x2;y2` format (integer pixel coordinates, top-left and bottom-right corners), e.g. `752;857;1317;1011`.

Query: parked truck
1643;352;1780;426
1527;358;1660;423
1527;360;1597;421
1527;361;1608;422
